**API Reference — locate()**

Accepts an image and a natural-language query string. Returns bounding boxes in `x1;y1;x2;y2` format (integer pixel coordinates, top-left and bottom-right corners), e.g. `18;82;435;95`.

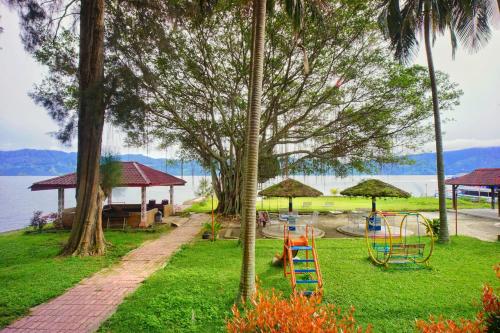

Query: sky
1;4;499;158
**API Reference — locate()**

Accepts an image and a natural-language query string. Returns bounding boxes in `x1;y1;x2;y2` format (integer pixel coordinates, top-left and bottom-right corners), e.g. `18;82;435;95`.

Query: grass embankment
188;196;489;213
0;226;170;328
100;237;499;333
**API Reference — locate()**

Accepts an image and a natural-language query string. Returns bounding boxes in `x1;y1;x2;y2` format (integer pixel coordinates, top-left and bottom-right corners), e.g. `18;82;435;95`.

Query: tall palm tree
240;0;267;301
378;0;496;244
239;0;318;300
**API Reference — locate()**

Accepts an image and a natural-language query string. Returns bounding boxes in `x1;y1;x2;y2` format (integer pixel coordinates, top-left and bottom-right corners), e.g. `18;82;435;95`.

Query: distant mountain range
0;147;499;176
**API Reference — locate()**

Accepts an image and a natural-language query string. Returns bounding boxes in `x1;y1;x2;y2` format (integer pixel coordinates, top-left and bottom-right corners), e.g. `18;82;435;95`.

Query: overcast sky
1;5;499;158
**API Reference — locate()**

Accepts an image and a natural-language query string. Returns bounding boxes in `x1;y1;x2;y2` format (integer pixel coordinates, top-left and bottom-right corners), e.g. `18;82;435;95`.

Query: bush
227;288;371;333
203;221;222;238
330;188;339;196
29;211;56;232
426;218;440;237
416;265;499;333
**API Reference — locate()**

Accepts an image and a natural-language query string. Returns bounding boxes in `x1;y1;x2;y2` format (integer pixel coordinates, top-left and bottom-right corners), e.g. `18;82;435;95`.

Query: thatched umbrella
340;179;410;212
258;178;322;212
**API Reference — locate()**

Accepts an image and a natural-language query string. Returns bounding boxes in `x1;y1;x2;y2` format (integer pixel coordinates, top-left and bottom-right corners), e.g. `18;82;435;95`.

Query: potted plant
202;221;222;240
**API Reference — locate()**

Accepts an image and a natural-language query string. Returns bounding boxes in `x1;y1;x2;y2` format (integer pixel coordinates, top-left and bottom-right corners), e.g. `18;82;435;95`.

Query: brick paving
2;213;207;333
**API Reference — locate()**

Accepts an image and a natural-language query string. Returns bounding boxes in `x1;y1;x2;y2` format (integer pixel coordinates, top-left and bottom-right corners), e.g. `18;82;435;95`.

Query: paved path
452;208;500;221
2;214;207;333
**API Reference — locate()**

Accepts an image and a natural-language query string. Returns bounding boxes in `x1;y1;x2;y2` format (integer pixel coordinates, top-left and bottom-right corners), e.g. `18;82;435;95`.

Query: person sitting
257;211;270;227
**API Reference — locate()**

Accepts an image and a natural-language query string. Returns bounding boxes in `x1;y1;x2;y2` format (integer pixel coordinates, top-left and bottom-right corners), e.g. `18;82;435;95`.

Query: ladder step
291;246;312;250
293;259;314;263
296;280;318;284
294;269;316;273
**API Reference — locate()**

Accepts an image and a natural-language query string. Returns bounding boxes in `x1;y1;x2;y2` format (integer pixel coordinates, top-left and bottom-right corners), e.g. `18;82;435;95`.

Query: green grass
0;226;170;328
100;237;499;332
187;196;489;213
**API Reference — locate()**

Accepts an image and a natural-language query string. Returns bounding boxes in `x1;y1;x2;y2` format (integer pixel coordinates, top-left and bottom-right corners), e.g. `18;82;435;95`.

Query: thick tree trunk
63;0;106;256
212;167;242;216
424;1;449;244
239;0;266;301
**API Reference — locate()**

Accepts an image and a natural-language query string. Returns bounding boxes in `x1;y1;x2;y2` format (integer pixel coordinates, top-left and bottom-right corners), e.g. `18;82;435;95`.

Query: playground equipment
274;223;323;297
365;211;434;266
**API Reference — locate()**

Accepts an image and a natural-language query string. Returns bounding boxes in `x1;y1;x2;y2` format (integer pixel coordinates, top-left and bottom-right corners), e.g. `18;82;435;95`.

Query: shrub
227;288;371;333
203;221;222;237
426;218;440;237
416;265;499;333
330;188;339;196
29;211;56;232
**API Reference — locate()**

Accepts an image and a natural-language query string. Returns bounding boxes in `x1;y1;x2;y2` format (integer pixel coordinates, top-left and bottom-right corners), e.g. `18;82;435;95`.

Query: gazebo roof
258;178;322;198
445;168;500;187
30;161;186;191
340;179;411;198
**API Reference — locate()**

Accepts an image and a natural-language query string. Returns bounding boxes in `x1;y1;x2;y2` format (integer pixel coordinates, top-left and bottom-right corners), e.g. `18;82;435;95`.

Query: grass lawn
0;225;170;328
188;196;489;213
100;236;499;333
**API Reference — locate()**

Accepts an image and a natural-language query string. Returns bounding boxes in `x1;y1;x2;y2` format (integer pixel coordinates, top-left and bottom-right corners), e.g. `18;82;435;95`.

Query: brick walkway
2;214;207;333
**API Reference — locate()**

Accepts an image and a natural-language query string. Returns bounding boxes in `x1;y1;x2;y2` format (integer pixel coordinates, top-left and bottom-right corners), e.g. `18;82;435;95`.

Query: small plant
426;218;440;237
330;188;339;196
29;211;56;232
202;221;222;239
100;152;122;198
227;287;371;332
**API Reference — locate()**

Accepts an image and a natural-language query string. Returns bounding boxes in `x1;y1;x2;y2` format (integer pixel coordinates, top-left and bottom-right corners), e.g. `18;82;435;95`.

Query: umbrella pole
289;197;293;213
372;197;376;212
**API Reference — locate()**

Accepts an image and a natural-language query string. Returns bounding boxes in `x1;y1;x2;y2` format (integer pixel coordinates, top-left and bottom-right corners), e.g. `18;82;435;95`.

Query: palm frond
452;0;493;52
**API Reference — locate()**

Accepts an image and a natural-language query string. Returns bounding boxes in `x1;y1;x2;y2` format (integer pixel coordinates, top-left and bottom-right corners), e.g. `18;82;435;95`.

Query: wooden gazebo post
169;185;174;213
139;186;147;227
452;184;458;236
498;190;500;217
490;186;495;210
57;188;64;221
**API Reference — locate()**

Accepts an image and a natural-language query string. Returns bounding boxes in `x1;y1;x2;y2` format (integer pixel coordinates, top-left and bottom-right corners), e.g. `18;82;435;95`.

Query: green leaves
100;152;122;197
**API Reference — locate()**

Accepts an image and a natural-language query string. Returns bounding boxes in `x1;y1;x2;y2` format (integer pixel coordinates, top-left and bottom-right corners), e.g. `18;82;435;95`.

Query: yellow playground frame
365;211;434;266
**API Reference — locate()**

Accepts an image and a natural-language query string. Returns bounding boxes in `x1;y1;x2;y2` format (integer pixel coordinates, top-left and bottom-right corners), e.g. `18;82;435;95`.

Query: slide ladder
283;224;323;297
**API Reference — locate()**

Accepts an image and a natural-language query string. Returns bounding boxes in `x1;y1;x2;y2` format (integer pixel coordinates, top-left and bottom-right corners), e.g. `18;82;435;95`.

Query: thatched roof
258;178;322;198
340;179;411;198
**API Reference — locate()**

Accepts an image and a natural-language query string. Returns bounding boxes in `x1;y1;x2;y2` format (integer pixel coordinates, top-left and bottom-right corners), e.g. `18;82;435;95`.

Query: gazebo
340;179;411;212
445;168;500;215
30;161;186;227
258;178;322;212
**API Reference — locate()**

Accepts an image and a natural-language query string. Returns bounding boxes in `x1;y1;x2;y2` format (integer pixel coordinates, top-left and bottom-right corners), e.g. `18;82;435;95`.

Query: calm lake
0;175;439;232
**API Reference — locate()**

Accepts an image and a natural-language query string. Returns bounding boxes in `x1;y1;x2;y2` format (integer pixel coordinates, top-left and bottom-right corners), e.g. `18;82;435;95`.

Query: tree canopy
28;0;462;214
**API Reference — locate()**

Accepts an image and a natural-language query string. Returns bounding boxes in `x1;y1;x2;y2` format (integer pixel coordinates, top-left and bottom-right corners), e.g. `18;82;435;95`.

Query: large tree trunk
211;165;242;216
424;1;449;244
239;0;266;301
63;0;106;256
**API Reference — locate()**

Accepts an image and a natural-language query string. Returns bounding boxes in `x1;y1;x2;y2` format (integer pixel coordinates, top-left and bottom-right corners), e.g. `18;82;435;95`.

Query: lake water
0;175;440;232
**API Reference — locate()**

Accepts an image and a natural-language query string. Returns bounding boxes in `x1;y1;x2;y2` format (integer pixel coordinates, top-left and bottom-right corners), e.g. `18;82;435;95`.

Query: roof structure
445;168;500;187
258;178;322;198
340;179;411;198
30;162;186;191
